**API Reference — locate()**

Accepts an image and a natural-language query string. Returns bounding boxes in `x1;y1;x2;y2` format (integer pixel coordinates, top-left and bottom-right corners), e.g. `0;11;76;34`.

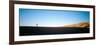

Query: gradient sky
19;8;90;27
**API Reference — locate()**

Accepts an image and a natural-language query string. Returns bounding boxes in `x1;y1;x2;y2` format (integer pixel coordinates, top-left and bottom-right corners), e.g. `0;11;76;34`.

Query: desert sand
64;22;89;28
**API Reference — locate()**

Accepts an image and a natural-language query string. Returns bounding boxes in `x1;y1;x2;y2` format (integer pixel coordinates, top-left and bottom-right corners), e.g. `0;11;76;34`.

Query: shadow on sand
19;26;89;36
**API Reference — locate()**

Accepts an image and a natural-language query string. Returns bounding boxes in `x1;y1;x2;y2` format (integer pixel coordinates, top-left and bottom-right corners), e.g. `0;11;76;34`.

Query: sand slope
64;22;89;28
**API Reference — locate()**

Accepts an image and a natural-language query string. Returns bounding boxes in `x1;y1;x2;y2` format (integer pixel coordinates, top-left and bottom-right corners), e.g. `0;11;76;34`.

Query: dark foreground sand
19;26;89;36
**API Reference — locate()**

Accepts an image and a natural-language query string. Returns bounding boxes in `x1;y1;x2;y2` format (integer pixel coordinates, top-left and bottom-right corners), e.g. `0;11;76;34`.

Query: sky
19;8;90;27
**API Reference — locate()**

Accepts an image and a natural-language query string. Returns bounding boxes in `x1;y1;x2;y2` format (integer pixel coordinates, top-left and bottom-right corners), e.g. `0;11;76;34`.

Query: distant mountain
64;22;89;28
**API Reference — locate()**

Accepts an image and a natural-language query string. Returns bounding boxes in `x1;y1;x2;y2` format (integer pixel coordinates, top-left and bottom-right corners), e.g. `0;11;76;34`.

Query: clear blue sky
19;8;90;27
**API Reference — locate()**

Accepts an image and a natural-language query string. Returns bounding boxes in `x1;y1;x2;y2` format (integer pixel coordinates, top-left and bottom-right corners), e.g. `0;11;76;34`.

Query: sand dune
64;22;89;28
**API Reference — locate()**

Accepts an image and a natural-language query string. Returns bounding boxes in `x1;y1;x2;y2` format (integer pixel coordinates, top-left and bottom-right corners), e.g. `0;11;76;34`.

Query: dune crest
64;22;89;28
